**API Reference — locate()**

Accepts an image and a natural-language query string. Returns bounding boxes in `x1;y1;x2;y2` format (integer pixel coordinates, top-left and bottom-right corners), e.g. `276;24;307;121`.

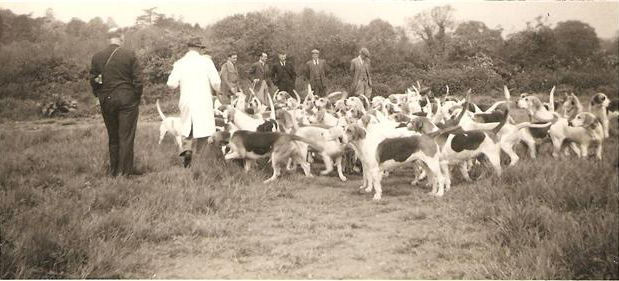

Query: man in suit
90;28;143;177
303;49;328;97
271;50;296;94
167;37;221;167
247;52;272;104
350;47;372;99
219;52;239;104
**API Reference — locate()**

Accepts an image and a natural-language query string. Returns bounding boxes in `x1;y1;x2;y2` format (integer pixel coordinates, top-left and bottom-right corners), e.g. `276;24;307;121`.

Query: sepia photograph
0;0;618;279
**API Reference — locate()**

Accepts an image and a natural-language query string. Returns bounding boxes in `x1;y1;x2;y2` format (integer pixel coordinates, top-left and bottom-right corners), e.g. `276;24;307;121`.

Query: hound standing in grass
156;99;183;152
589;93;611;138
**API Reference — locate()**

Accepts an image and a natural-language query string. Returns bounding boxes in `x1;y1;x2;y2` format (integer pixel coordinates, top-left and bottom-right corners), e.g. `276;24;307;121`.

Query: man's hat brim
187;42;207;48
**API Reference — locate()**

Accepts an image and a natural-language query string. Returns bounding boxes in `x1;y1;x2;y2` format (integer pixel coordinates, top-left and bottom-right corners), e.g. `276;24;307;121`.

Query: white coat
167;50;221;138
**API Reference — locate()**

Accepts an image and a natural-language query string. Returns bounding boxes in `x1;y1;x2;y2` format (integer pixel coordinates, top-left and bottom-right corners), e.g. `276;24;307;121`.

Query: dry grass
1;114;617;279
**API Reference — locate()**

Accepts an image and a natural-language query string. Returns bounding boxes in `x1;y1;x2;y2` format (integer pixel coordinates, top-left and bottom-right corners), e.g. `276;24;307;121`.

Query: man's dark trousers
100;89;139;176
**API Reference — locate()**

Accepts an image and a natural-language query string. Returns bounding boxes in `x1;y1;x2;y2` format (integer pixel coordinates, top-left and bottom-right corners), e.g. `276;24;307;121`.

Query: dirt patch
144;172;493;279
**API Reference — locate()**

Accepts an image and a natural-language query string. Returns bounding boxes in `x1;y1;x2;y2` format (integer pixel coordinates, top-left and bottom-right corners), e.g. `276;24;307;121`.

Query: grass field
1;109;618;279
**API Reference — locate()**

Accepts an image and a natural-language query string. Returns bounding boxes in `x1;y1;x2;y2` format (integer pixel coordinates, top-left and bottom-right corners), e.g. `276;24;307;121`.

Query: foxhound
517;91;583;157
344;124;448;200
562;93;583;121
156;99;183;152
589;93;611;138
563;112;605;159
294;125;349;181
223;130;324;182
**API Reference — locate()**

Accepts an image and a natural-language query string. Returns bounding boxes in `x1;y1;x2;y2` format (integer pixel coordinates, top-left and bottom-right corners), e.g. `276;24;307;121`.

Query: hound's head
276;109;296;133
231;92;247;110
441;101;458;116
307;108;325;124
334;99;346;110
406;99;423;114
371;96;385;110
333;99;347;117
314;97;332;110
517;94;544;111
406;117;426;134
388;94;408;105
382;100;401;114
359;114;376;128
285;97;300;110
345;96;364;111
235;91;247;100
563;93;581;112
344;125;366;143
274;91;291;103
323;126;347;143
345;107;364;121
570;112;600;130
256;119;279;132
591;93;610;108
391;112;411;123
302;97;315;111
221;106;235;124
209;130;231;146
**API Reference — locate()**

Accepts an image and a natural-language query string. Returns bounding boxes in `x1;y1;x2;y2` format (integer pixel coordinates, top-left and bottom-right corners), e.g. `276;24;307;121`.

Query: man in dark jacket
350;47;372;99
247;52;273;104
303;49;328;97
271;50;296;94
90;28;143;177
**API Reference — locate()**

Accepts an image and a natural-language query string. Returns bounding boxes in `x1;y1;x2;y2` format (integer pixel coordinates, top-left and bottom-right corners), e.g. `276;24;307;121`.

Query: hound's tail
426;125;462;138
514;122;552;130
290;135;324;152
156;99;166;121
491;107;509;134
293;90;302;104
267;89;276;120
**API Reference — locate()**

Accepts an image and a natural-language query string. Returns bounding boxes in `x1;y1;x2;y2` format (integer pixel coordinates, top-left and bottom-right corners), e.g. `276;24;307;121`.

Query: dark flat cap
187;37;207;48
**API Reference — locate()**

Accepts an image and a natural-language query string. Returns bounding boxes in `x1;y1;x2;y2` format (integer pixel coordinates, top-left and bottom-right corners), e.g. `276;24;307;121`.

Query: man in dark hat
90;27;144;177
271;50;296;95
303;49;328;97
350;47;372;99
167;36;221;167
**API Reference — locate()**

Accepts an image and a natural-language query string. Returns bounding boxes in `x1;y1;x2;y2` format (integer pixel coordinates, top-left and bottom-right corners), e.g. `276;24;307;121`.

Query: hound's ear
585;114;600;129
503;85;510;101
360;114;372;127
531;97;543;110
407;119;421;132
354;126;366;140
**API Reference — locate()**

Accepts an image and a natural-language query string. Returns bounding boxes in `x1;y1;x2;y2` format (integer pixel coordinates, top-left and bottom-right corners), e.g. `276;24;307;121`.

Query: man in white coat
167;37;221;167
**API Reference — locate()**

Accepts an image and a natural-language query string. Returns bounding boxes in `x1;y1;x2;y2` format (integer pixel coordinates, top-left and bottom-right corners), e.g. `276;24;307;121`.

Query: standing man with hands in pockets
303;49;328;97
350;47;372;99
219;52;239;104
166;37;221;168
90;27;144;177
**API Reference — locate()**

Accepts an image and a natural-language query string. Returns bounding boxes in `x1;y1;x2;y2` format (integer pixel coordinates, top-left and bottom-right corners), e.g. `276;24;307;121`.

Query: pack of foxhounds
157;83;619;200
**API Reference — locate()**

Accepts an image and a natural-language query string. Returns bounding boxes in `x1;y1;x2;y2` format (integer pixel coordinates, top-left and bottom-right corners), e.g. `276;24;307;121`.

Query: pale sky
1;0;618;39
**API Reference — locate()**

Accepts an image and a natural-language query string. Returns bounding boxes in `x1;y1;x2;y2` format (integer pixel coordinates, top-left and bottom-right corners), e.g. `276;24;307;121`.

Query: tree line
0;6;617;119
